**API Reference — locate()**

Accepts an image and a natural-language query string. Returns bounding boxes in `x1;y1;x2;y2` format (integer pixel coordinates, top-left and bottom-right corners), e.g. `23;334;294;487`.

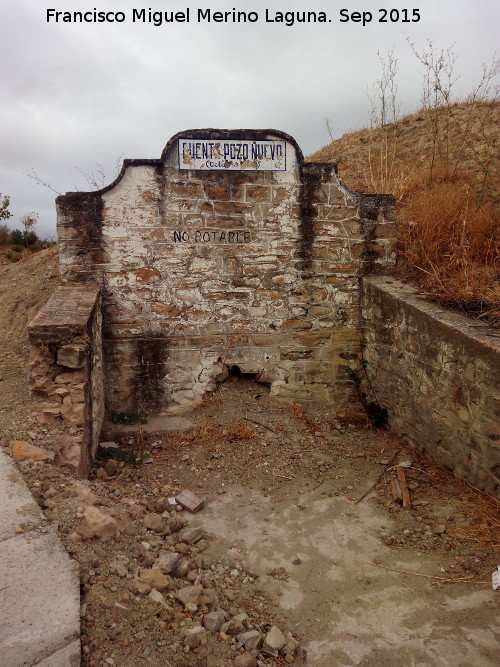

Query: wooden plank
175;489;204;513
355;450;400;505
396;467;411;508
391;478;402;503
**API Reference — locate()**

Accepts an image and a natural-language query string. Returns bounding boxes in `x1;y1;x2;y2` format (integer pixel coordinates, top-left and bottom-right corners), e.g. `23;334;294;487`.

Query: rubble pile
15;457;305;667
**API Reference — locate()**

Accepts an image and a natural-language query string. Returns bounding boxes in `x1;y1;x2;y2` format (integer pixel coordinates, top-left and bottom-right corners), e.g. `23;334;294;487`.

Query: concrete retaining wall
0;450;80;666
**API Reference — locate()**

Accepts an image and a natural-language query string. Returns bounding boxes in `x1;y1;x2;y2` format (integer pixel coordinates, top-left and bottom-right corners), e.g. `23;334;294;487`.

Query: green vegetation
0;194;12;221
96;444;151;465
110;410;148;425
0;203;55;262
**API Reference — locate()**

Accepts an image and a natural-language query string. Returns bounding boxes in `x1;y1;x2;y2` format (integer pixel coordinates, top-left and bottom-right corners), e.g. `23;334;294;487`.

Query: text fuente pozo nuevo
178;139;286;171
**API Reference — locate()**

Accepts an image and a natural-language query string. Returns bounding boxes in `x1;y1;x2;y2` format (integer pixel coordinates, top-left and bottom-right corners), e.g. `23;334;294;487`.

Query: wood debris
397;466;411;508
175;489;204;513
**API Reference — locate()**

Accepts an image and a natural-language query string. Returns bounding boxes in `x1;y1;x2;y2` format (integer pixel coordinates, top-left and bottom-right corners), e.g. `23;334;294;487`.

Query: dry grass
410;448;500;554
397;167;500;322
309;101;499;202
152;419;256;455
309;101;500;323
376;444;499;556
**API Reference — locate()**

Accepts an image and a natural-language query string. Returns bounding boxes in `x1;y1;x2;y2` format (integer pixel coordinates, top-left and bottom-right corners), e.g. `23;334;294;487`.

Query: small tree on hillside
20;212;39;248
0;194;12;220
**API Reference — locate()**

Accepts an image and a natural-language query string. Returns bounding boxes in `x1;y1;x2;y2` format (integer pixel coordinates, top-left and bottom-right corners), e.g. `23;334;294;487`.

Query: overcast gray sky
1;0;498;237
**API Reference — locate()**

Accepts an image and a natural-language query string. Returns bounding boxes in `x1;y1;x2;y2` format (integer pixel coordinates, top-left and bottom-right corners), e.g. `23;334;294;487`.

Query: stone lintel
28;285;100;345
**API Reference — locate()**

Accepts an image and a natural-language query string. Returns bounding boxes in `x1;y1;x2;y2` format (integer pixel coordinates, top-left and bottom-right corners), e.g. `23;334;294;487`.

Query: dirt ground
0;247;60;442
1;249;499;666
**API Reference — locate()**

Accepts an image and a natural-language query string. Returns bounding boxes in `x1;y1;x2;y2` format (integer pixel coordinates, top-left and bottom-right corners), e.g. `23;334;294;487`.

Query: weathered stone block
150;302;181;316
57;344;87;369
280;319;313;331
170;182;203;197
246;185;271;201
204;185;230;200
351;242;385;259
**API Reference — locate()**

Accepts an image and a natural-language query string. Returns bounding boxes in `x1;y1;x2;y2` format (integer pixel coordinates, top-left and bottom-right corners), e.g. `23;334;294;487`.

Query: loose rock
184;625;207;648
113;602;131;619
139;568;173;591
82;506;119;539
104;459;120;476
234;653;258;667
263;625;286;656
70;483;99;505
434;523;447;535
203;610;226;633
143;513;164;532
155;551;181;574
148;588;166;605
238;629;261;650
129;579;152;596
11;441;54;463
175;584;203;606
178;526;205;544
175;489;205;513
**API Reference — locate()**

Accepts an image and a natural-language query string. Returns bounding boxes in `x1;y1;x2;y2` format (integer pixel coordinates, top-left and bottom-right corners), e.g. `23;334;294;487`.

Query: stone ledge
362;276;500;356
28;285;100;345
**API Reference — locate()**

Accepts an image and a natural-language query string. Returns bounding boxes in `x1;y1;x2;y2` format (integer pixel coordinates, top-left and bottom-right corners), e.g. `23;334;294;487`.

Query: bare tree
25;155;124;194
325;118;335;143
408;39;499;196
363;48;401;193
408;40;459;177
365;48;400;128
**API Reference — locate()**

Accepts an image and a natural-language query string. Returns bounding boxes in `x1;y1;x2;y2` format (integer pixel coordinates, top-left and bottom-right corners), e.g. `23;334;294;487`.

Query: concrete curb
0;450;81;667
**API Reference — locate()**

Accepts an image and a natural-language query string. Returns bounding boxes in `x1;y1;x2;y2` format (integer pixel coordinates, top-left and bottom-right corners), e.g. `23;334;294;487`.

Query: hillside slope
0;247;60;443
309;101;500;323
308;100;499;203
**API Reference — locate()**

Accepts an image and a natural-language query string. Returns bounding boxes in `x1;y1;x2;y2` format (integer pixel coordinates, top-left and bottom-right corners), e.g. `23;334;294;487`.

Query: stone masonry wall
361;277;500;497
28;286;104;477
57;129;396;415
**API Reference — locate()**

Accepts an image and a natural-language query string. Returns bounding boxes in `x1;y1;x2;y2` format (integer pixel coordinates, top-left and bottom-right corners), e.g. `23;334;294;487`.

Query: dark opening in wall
228;365;258;383
223;365;271;390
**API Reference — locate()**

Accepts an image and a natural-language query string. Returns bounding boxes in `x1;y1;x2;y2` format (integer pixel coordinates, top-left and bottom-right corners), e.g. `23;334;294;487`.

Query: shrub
6;250;22;262
11;229;23;246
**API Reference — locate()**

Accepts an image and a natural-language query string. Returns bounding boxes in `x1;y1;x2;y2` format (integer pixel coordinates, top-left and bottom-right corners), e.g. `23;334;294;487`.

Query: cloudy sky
1;0;498;237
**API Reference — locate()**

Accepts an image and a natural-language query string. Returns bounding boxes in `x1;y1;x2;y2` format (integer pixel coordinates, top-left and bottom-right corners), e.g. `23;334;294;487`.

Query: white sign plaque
178;138;286;171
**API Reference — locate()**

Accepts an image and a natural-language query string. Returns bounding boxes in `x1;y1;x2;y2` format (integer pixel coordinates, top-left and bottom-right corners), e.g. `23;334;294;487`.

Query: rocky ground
1;249;499;666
